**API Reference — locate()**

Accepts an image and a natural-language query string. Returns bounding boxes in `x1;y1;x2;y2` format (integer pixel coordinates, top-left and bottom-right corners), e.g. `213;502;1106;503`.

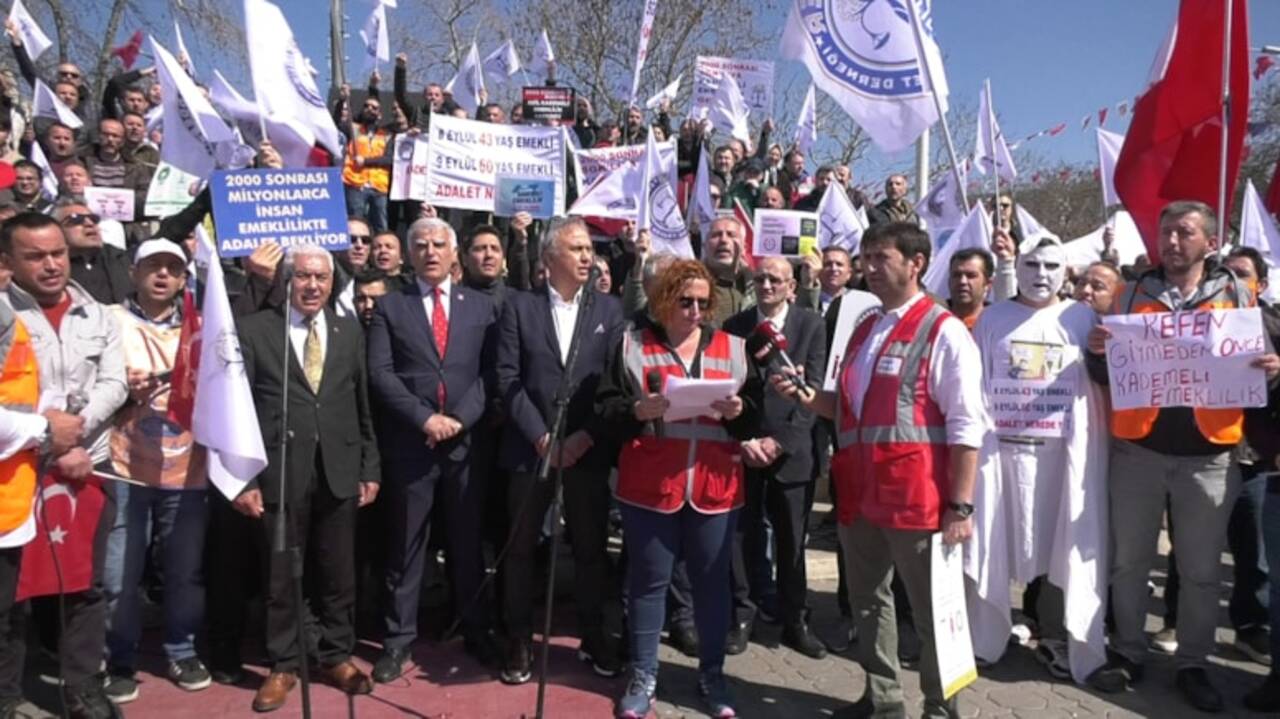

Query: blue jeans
344;186;388;233
621;503;736;675
104;483;208;669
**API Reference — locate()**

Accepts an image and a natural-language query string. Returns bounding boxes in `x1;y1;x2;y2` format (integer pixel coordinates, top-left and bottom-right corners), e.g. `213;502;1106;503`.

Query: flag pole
987;79;1002;229
905;0;968;209
1217;0;1234;245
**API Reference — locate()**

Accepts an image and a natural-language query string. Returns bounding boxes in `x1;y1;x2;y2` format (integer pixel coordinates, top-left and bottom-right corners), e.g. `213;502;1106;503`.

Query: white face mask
1016;244;1067;304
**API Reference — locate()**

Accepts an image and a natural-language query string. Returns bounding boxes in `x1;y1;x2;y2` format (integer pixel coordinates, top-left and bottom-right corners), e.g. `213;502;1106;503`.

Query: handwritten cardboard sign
1103;308;1267;410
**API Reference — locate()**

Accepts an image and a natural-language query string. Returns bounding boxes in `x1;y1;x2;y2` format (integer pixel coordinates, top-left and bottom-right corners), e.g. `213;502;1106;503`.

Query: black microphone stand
274;277;312;719
533;278;598;719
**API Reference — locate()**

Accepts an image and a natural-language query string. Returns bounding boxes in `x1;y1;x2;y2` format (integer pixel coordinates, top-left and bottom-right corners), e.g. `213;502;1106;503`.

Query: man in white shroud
964;234;1109;684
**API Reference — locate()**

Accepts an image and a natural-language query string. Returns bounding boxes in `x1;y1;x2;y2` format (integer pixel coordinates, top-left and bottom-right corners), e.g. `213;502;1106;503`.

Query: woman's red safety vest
831;298;951;530
615;326;749;514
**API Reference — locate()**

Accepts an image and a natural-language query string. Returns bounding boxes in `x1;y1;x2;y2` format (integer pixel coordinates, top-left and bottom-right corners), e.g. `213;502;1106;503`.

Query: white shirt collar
548;282;584;308
757;301;789;329
884;291;926;321
289;306;324;328
417;276;452;297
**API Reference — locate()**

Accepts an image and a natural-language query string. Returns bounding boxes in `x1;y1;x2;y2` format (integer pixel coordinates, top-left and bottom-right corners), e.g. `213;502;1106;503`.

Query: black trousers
733;474;815;625
261;467;358;672
383;453;488;651
501;466;614;640
205;488;263;668
0;546;21;703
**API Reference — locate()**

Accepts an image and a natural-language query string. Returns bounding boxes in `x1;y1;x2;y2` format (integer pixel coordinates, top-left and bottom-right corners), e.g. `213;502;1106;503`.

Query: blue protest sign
209;168;350;257
494;175;557;219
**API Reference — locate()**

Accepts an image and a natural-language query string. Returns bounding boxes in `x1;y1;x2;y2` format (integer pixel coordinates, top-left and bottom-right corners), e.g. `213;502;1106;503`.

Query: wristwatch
946;501;975;518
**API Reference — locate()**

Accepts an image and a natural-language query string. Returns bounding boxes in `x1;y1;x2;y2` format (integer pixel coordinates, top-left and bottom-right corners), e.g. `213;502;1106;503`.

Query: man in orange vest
338;74;392;233
1084;201;1280;712
0;299;83;717
774;222;986;718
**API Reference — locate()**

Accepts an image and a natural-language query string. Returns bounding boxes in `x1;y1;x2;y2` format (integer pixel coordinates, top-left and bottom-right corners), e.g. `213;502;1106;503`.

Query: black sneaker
168;657;212;691
1235;625;1272;666
1175;667;1223;713
1086;651;1144;693
725;620;752;655
1245;673;1280;712
68;686;119;719
372;647;411;683
668;622;699;658
578;631;623;678
103;670;139;705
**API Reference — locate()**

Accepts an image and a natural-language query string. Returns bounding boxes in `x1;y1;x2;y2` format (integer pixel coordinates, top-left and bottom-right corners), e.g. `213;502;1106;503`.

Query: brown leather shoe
321;660;374;695
252;672;297;713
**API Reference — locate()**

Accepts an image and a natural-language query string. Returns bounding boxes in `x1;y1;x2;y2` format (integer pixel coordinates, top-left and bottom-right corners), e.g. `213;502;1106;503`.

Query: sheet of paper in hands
663;376;740;423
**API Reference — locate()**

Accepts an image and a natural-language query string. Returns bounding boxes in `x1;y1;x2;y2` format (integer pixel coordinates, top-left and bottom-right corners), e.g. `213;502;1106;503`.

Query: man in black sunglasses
52;199;130;304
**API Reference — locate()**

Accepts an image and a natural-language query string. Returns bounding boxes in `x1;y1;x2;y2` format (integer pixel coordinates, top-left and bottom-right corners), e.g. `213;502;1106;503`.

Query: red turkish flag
166;290;201;429
1114;0;1250;261
110;31;144;70
17;475;108;601
1255;55;1275;81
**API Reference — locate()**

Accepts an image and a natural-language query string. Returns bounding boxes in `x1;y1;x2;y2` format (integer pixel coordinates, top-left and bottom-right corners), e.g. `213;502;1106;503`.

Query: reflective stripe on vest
616;326;749;513
1109;274;1248;445
0;317;41;533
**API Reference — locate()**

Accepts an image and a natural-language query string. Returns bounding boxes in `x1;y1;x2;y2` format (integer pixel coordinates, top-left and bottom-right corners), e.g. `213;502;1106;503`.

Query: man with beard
339;78;392;233
868;174;920;227
701;217;755;328
947;249;995;331
80;119;152;203
967;235;1109;685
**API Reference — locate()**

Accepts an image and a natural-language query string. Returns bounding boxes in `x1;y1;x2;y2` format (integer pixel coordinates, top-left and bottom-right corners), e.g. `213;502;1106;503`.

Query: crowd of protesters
0;24;1277;719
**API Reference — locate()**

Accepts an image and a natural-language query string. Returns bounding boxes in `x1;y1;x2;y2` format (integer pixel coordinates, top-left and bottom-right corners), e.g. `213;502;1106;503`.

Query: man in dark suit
366;217;499;682
494;217;625;684
233;244;381;713
723;256;828;658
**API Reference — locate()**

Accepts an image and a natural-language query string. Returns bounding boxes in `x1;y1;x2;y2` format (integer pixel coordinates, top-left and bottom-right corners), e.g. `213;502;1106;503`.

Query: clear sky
278;0;1279;181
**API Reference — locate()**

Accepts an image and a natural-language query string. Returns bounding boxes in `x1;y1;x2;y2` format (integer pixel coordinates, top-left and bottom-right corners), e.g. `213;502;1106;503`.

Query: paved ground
9;505;1275;718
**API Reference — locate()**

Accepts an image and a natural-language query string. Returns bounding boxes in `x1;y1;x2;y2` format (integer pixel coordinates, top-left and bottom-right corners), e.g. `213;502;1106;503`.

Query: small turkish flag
110;31;144;70
17;474;108;601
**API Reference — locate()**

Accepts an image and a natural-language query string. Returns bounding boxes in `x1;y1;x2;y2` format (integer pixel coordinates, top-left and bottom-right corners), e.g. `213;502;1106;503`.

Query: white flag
781;0;948;154
173;19;195;77
32;79;81;129
569;158;642;218
209;69;316;169
707;71;750;143
686;147;717;234
9;0;51;61
1096;128;1124;208
359;2;389;71
922;202;992;299
916;165;967;234
644;74;681;111
482;40;522;85
29;140;58;200
817;184;867;254
794;83;817;154
1014;205;1047;245
637;131;694;258
1241;180;1280;304
975;79;1016;181
244;0;341;156
529;29;556;82
446;43;485;115
192;226;268;501
151;36;237;178
629;0;659;106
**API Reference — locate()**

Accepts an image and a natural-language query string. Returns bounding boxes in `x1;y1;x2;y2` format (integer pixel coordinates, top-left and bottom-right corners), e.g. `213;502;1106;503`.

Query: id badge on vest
875;342;908;377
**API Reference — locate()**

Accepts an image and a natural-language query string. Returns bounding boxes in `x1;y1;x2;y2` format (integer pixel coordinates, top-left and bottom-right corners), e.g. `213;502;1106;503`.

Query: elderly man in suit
723;256;828;658
494;217;625;684
234;244;381;713
366;218;500;682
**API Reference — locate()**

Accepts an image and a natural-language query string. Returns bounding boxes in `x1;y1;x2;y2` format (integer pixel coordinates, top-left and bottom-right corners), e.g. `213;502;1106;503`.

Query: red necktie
432;286;449;408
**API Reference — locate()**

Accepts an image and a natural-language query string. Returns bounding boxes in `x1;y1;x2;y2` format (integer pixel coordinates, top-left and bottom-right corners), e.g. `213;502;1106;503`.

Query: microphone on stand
747;322;812;399
645;370;665;438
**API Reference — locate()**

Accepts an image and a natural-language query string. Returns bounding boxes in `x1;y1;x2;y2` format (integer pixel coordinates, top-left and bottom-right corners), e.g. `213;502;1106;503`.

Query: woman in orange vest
596;260;755;719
